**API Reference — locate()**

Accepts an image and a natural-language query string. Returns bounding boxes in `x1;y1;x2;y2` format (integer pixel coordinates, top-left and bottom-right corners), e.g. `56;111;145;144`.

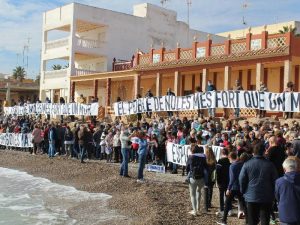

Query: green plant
12;66;26;81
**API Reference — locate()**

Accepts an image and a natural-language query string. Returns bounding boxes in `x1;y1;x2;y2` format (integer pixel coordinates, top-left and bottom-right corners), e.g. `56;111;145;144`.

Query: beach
0;150;244;225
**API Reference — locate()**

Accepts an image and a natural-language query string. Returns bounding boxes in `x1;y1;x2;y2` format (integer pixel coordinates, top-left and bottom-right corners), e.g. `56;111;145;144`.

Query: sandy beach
0;150;244;225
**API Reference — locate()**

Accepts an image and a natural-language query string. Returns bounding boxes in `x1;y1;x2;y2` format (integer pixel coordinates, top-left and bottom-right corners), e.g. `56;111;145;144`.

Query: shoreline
0;150;244;225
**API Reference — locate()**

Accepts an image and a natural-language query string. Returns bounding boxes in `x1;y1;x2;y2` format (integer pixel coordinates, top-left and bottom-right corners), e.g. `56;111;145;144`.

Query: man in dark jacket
239;143;278;225
218;152;246;225
166;88;175;118
78;125;89;163
216;148;231;213
275;157;300;225
206;80;216;117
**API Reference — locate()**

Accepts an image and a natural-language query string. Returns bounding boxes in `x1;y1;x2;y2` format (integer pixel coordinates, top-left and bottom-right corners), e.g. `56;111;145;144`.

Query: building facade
40;2;224;104
70;27;300;118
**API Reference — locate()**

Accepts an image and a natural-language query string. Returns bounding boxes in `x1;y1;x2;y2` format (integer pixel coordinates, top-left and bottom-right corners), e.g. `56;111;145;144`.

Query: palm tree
12;66;26;81
279;26;300;37
52;64;62;70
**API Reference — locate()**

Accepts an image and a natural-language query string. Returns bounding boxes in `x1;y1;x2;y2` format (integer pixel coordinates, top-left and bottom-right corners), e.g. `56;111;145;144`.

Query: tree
12;66;26;81
279;26;300;37
52;64;62;70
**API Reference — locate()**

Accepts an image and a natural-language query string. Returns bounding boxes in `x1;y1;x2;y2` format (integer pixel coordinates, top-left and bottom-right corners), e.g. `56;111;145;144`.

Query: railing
44;69;68;78
133;32;291;66
76;37;101;48
45;38;69;50
112;56;134;71
74;69;99;76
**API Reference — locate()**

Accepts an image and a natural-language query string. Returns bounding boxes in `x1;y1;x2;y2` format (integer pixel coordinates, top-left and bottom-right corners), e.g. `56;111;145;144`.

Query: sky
0;0;299;78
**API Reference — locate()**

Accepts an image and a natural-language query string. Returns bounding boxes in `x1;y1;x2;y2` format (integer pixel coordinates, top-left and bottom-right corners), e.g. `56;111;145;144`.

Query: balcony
44;69;68;78
76;37;102;48
74;69;100;76
45;37;69;51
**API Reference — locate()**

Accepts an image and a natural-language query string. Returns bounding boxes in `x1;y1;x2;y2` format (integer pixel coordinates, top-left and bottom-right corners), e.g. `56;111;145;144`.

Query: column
134;74;141;97
70;81;75;102
106;78;111;106
256;63;264;90
93;80;98;98
156;73;162;96
202;68;208;92
174;71;181;96
68;18;77;102
224;66;232;91
284;60;292;88
192;74;196;92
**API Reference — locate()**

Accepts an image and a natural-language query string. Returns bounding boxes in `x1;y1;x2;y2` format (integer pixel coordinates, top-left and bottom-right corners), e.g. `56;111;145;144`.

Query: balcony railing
132;32;293;67
44;69;69;78
76;38;101;48
45;37;69;50
112;56;134;71
74;69;99;76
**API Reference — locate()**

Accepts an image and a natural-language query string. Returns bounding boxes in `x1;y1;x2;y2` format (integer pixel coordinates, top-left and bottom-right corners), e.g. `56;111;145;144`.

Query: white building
40;2;225;103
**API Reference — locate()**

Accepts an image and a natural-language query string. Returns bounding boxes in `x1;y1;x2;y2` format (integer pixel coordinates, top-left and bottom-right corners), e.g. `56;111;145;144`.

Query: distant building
40;2;225;104
0;77;39;107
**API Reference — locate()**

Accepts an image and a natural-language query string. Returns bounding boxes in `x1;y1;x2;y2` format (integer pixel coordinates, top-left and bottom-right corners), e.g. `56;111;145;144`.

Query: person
78;94;86;122
136;94;142;121
234;80;243;118
145;89;153;118
93;126;102;159
59;97;65;123
105;131;114;162
78;125;89;163
284;82;294;119
239;143;278;225
166;88;175;118
186;144;207;216
216;148;231;215
292;133;300;158
258;82;268;118
195;86;204;118
206;80;216;117
45;97;51;120
64;126;74;157
113;130;121;163
204;146;216;212
31;124;42;155
275;156;300;225
137;131;148;182
217;152;246;225
48;123;57;158
266;135;286;177
120;129;133;177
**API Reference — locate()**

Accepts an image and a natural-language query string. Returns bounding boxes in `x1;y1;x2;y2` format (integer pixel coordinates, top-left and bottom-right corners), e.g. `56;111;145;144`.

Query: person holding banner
234;80;243;118
186;144;208;216
166;88;175;118
145;90;154;118
206;80;216;118
284;82;294;119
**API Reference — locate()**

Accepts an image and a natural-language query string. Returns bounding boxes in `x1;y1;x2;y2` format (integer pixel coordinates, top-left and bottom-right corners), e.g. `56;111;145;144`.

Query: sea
0;167;120;225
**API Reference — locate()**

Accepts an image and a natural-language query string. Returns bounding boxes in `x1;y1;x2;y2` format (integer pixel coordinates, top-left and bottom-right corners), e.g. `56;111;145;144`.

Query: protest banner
0;133;33;148
4;103;99;116
166;142;223;166
146;164;165;173
113;91;300;116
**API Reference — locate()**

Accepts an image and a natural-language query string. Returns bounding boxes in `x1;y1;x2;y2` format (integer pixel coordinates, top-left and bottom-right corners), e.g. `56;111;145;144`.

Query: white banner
0;133;33;148
114;91;300;116
4;103;99;116
166;142;223;166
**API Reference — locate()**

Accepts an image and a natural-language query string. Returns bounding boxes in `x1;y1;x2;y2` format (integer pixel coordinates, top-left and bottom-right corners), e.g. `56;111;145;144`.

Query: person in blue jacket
239;142;278;225
275;156;300;225
137;131;148;183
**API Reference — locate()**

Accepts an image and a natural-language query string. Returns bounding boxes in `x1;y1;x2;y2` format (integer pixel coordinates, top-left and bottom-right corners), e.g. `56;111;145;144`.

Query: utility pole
160;0;168;7
187;0;192;43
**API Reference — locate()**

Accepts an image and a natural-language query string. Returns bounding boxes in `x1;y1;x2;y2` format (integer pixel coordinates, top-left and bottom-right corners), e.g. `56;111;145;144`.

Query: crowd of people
1;80;300;225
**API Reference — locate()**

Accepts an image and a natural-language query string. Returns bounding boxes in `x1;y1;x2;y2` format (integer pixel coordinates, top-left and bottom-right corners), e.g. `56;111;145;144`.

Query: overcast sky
0;0;299;78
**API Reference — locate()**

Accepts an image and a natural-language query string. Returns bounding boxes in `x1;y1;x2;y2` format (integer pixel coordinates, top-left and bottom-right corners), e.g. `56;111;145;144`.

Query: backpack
191;156;205;179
